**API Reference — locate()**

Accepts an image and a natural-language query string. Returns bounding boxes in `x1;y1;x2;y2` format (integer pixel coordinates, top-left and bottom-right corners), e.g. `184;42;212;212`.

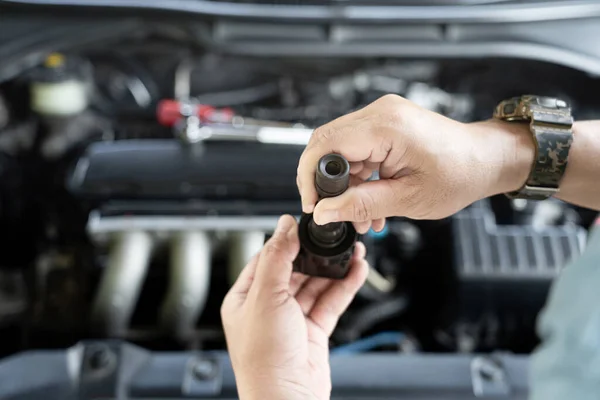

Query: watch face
502;102;516;115
494;97;524;121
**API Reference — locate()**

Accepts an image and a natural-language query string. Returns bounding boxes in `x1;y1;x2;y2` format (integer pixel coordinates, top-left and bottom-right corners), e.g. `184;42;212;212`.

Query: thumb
313;180;402;224
252;214;300;295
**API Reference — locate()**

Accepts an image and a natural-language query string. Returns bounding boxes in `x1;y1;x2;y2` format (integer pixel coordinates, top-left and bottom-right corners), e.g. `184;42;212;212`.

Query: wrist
466;119;535;198
239;384;317;400
236;374;319;400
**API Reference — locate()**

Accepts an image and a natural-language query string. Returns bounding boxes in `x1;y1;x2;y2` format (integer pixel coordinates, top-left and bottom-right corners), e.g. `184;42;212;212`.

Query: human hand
221;215;369;400
297;94;535;231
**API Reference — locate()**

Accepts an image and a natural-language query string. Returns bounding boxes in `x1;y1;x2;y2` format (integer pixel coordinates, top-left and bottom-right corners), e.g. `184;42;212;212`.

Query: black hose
194;81;280;107
336;296;408;343
0;19;143;83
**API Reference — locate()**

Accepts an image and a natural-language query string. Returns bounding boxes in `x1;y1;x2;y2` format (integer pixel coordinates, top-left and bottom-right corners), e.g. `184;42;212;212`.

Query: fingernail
275;215;294;235
316;209;339;225
353;242;366;259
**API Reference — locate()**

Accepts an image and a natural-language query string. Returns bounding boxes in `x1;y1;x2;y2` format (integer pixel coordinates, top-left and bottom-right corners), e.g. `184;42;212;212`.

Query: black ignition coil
294;154;358;279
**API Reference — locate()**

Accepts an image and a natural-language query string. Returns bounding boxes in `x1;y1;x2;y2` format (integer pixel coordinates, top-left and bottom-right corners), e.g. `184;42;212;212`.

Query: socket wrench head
315;154;350;198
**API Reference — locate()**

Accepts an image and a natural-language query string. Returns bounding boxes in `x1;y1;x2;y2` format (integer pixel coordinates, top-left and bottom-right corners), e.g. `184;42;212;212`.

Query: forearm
469;119;600;210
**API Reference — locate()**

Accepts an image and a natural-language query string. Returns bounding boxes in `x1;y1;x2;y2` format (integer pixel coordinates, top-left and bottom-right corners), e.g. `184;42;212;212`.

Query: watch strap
494;95;574;200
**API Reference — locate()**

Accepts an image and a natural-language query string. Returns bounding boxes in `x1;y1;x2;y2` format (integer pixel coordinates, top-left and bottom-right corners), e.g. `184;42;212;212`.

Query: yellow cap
44;53;65;69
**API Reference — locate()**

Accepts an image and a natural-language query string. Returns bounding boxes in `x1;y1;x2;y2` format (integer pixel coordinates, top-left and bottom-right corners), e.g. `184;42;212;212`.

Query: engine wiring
331;331;405;355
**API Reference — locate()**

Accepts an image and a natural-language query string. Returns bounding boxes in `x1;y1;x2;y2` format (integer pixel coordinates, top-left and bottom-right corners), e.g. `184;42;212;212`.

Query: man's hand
297;94;536;231
221;215;369;400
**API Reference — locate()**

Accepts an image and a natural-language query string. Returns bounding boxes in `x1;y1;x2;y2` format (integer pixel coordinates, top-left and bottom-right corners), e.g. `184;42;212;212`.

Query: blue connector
331;331;404;355
367;224;389;240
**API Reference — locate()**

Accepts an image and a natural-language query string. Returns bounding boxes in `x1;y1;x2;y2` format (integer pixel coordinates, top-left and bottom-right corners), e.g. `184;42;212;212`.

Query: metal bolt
512;198;528;211
87;346;113;371
471;356;509;397
478;358;503;382
231;116;245;128
192;358;218;381
180;103;195;117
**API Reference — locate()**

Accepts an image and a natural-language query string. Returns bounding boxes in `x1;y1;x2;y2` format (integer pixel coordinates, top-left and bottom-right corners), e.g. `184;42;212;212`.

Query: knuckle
371;94;407;121
375;94;407;119
367;96;408;149
378;93;403;106
381;103;406;130
313;124;339;145
388;105;406;128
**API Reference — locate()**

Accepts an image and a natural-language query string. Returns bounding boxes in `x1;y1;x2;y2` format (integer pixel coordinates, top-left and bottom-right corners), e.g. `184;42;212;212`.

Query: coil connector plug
293;154;357;279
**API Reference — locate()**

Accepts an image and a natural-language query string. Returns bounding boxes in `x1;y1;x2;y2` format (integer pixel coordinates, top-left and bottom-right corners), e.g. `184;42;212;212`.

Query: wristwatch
493;95;574;200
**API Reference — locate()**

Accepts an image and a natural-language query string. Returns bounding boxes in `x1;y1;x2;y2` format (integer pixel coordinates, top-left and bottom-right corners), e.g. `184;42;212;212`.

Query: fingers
297;112;393;213
349;161;364;175
350;163;377;182
289;272;310;296
354;241;367;259
361;160;380;181
357;168;375;181
313;180;400;224
354;221;371;235
349;175;366;188
251;215;300;296
295;277;332;315
295;242;366;316
372;218;386;233
308;248;369;337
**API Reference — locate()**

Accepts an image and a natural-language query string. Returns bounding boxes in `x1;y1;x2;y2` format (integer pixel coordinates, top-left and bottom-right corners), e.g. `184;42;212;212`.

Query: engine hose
365;267;396;293
194;82;280;107
357;266;397;302
337;296;409;343
159;231;211;342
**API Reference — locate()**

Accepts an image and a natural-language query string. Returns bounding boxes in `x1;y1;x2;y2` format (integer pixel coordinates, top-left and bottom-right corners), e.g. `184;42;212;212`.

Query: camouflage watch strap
494;95;574;200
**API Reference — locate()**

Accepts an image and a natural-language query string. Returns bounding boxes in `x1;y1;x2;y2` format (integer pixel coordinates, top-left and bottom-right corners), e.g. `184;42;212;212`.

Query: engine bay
0;3;599;398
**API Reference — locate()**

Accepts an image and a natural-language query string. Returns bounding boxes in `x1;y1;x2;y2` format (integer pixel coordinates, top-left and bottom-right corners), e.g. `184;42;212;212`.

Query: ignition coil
293;154;357;279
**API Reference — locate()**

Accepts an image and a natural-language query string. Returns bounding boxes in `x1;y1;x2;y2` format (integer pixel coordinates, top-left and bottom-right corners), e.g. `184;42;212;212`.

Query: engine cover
67;140;304;201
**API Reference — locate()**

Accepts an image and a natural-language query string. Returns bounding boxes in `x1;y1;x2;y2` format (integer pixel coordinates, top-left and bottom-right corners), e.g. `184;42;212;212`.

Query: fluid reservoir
30;53;89;117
